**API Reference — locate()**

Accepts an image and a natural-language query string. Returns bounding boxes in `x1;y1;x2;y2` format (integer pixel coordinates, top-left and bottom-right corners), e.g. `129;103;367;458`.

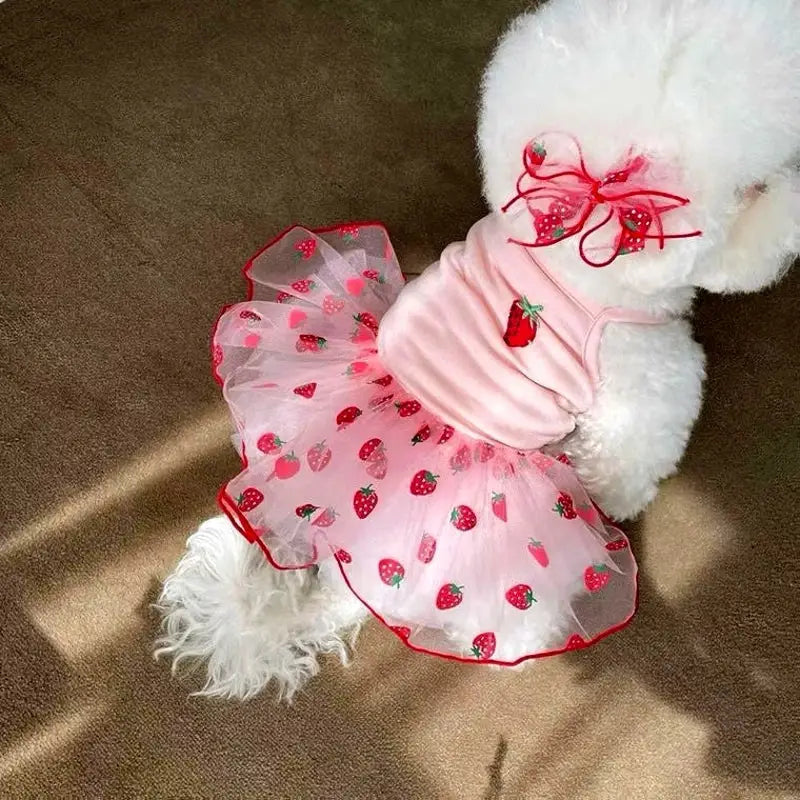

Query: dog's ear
692;168;800;294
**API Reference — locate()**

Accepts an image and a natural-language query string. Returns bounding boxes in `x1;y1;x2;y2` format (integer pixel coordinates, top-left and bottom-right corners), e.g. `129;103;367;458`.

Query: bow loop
502;133;701;268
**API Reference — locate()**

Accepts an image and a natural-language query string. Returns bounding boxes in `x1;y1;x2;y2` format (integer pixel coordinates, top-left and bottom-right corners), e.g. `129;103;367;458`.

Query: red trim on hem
211;220;638;666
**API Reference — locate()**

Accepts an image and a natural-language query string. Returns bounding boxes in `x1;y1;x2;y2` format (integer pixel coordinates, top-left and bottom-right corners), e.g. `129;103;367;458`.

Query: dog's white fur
156;0;800;699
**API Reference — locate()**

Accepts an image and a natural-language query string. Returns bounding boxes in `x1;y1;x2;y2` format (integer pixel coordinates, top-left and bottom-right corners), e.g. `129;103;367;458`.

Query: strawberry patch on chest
503;296;544;348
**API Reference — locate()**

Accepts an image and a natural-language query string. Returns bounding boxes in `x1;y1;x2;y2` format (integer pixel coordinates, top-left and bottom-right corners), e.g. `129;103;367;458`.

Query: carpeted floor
1;1;798;798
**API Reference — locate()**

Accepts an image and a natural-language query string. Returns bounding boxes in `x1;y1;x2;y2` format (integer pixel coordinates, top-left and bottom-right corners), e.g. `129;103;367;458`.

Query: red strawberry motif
353;485;378;519
471;632;496;660
345;277;366;296
236;487;263;512
417;533;436;563
556;453;573;466
378;558;404;587
295;503;319;520
212;344;223;367
548;198;581;220
338;224;359;242
311;507;337;527
274;452;300;480
239;309;261;322
621;206;652;234
345;361;369;376
322;295;345;315
410;470;438;496
390;625;411;639
505;583;536;610
334;548;352;563
554;492;577;519
288;308;307;329
491;492;507;522
336;406;362;429
371;374;393;387
584;563;610;592
296;334;327;353
437;425;454;445
527;539;549;567
395;399;421;417
294;239;316;260
358;438;385;462
527;140;546;167
362;268;385;283
366;457;387;480
307;441;331;472
276;291;292;303
291;278;316;293
256;432;283;455
369;393;394;409
474;441;495;462
534;212;566;244
293;382;317;398
450;444;472;474
605;537;629;551
564;633;586;650
450;505;477;531
353;312;379;336
503;297;544;347
492;459;515;480
436;583;464;610
411;424;431;445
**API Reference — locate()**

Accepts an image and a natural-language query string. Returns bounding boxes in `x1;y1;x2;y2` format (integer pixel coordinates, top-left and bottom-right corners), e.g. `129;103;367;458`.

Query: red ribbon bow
501;132;702;268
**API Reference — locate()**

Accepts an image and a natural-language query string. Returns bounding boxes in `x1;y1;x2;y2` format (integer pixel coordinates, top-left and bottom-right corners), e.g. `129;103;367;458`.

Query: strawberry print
549;197;581;220
527;140;546;167
345;277;365;296
306;441;331;472
322;295;345;315
353;485;378;519
291;279;316;294
366;457;388;480
345;361;369;376
236;487;264;512
369;393;394;409
605;537;629;551
534;212;566;244
275;291;292;303
378;558;405;587
371;374;393;387
293;382;317;398
417;533;436;563
411;424;431;445
334;548;352;563
295;503;319;520
556;453;572;466
239;309;261;322
436;583;464;610
471;632;496;660
256;432;283;455
312;507;337;527
474;441;495;462
553;492;578;520
450;444;472;474
576;503;599;524
212;344;223;368
410;470;438;496
296;334;327;353
336;406;362;429
338;224;359;242
450;505;477;531
351;326;373;344
584;563;610;592
358;438;385;462
353;312;379;336
506;583;536;610
437;425;454;445
288;308;307;329
491;492;507;522
362;268;385;283
527;539;549;567
294;239;316;261
243;332;261;348
391;625;411;639
395;400;421;418
503;297;544;347
274;452;300;480
564;633;586;650
492;459;515;480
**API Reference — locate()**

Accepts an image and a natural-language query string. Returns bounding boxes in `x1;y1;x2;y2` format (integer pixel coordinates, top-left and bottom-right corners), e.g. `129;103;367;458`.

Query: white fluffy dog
156;0;800;700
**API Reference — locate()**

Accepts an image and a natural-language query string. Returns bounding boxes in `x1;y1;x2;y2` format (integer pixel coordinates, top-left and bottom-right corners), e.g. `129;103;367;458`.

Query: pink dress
212;213;663;665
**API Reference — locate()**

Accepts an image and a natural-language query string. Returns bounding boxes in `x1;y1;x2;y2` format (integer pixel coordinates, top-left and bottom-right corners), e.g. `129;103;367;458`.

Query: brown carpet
2;1;798;797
